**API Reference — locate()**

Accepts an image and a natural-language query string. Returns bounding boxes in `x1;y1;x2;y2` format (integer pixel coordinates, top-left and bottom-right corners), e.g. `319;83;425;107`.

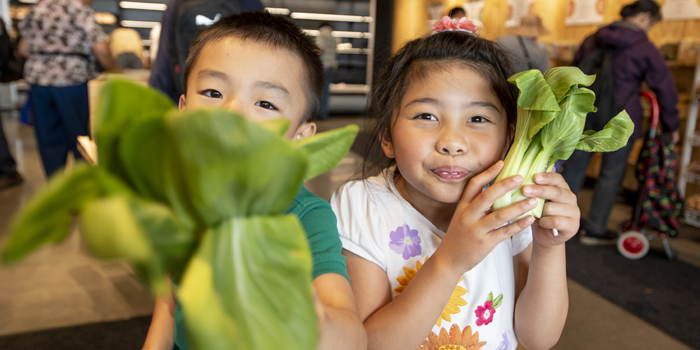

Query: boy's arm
142;279;177;350
313;273;367;350
513;241;569;350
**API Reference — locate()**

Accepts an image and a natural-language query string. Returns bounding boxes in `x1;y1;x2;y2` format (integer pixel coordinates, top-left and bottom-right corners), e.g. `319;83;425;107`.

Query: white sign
463;1;485;24
661;0;700;20
506;0;536;27
565;0;605;26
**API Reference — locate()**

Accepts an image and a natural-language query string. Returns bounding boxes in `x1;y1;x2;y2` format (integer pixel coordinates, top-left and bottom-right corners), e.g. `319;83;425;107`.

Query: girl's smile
431;165;469;181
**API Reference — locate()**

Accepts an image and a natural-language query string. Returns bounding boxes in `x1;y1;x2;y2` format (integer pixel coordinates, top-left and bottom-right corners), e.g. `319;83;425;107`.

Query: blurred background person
110;27;145;70
316;21;337;121
448;6;466;19
18;0;118;177
496;13;550;73
562;0;680;245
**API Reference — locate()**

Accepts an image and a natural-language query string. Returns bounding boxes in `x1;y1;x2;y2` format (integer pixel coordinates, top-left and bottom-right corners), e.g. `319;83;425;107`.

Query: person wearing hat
496;14;550;73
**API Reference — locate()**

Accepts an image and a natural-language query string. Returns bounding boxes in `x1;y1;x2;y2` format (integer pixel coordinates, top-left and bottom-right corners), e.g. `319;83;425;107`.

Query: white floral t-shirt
330;169;532;350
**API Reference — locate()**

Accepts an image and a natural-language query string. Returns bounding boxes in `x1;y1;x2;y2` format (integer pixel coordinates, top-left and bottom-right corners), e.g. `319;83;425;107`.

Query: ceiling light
303;30;372;39
119;1;167;10
121;20;160;28
291;12;372;23
265;7;290;15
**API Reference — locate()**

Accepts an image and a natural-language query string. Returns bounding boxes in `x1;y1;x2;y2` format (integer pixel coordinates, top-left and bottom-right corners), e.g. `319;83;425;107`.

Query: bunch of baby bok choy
492;67;634;219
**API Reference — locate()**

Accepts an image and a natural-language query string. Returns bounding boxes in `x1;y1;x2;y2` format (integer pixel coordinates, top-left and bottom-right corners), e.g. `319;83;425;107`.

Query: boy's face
180;37;316;140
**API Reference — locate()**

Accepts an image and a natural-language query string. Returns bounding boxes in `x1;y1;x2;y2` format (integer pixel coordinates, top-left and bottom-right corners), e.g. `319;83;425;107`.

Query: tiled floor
0;113;698;349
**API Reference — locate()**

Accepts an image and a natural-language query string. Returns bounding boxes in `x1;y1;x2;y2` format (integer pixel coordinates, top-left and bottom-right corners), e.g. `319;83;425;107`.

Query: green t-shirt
173;186;348;350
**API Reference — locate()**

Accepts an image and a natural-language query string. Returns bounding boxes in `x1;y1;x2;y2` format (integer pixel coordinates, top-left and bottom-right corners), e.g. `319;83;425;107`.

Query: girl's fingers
537;215;579;235
460;161;504;204
541;202;580;221
477;197;538;232
521;183;576;205
467;174;524;214
489;215;536;242
533;172;571;189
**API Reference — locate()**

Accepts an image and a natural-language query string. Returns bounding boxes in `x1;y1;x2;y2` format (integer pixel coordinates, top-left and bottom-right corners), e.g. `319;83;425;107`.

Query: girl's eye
468;116;488;123
200;89;223;99
415;113;437;121
255;101;278;110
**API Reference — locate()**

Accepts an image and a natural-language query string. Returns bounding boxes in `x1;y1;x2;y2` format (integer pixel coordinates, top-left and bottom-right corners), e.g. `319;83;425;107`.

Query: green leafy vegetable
493;67;634;218
1;80;358;350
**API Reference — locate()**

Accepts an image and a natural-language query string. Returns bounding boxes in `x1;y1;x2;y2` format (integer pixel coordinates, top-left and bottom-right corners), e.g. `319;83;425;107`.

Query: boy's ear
380;128;395;159
178;95;186;111
294;122;317;140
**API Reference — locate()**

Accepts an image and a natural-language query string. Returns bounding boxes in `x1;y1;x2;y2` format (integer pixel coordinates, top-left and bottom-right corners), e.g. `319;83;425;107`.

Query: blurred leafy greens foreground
1;81;359;350
493;67;634;218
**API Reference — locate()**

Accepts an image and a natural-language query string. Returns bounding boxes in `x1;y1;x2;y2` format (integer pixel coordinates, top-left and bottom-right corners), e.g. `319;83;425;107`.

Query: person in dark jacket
562;0;680;245
148;0;264;104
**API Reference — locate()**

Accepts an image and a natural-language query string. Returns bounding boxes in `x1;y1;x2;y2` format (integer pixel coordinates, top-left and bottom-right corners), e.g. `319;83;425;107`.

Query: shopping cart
617;91;684;260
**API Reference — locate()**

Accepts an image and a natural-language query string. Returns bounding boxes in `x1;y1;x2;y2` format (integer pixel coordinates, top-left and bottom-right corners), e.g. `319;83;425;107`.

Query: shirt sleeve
294;196;350;283
81;8;107;44
330;181;388;271
643;43;680;133
511;226;533;256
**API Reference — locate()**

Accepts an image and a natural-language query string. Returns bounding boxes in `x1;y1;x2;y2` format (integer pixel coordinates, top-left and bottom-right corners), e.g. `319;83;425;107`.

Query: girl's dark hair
361;31;519;180
620;0;662;22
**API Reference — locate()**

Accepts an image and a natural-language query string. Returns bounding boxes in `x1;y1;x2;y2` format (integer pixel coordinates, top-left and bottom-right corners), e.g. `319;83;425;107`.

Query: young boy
141;12;366;350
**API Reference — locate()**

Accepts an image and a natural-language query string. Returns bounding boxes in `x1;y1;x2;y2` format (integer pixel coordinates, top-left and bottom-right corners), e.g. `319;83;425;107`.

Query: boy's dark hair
183;11;324;122
362;31;518;180
620;0;661;22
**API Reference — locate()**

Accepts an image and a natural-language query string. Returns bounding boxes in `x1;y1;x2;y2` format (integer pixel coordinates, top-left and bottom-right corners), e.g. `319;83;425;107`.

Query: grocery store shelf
685;209;700;228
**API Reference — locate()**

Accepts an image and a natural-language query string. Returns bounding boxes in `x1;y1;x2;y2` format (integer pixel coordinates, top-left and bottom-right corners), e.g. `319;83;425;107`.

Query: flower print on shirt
496;332;511;350
420;324;486;350
475;292;503;326
395;257;468;327
389;224;422;260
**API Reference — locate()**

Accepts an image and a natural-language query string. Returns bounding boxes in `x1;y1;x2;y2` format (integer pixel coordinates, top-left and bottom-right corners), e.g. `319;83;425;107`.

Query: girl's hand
438;161;539;274
521;172;580;248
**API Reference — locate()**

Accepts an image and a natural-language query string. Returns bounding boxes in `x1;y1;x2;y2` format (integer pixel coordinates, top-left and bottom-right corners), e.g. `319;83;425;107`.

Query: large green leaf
294;124;359;180
166;109;307;223
119;116;171;203
79;195;195;293
178;216;317;350
259;118;290;137
508;70;560;112
541;86;597;161
575;111;634;152
543;67;596;101
1;163;131;264
95;80;174;184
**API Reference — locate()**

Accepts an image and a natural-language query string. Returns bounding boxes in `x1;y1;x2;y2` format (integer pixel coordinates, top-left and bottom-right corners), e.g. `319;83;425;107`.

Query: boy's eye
255;101;278;111
200;89;223;99
468;116;488;123
415;113;437;121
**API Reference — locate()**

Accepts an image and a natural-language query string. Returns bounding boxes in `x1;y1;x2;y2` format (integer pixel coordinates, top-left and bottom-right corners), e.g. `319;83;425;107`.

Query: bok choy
492;67;634;218
1;80;359;350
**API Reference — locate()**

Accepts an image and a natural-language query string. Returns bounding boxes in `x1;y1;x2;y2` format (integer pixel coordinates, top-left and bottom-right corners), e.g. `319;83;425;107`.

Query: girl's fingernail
522;187;532;195
512;176;523;184
527;198;537;205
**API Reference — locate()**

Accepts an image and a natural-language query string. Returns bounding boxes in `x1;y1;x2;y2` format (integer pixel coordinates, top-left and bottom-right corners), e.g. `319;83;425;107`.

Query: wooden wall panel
393;0;700;52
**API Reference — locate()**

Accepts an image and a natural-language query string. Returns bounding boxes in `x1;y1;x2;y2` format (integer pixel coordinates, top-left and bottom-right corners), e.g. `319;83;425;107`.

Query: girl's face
382;64;509;207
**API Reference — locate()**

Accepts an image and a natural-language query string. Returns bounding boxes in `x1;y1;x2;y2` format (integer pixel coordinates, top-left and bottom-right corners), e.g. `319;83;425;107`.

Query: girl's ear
178;94;186;111
294;122;317;140
380;127;395;158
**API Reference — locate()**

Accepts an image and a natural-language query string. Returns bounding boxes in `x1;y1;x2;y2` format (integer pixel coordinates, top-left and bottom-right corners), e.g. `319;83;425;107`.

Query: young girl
331;19;580;350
